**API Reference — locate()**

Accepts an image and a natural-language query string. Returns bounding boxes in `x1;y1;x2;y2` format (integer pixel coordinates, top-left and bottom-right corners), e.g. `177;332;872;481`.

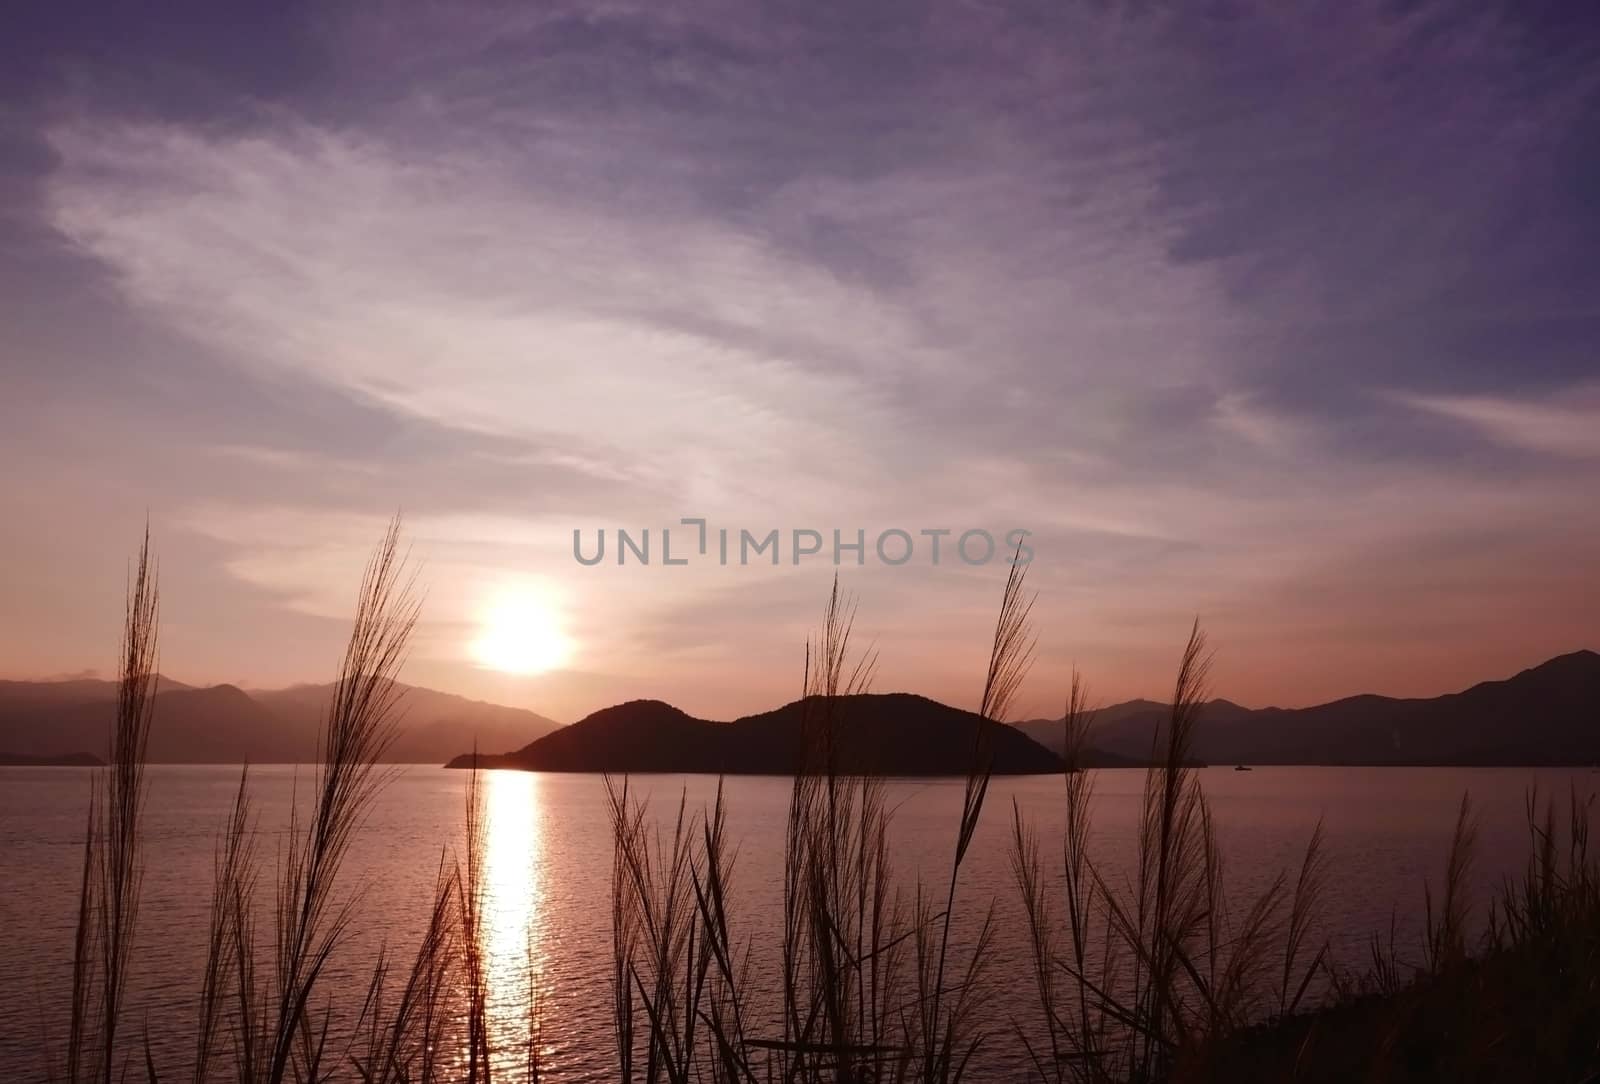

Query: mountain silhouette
4;650;1593;769
0;751;105;766
251;682;563;764
1013;650;1600;766
0;677;561;764
445;692;1127;775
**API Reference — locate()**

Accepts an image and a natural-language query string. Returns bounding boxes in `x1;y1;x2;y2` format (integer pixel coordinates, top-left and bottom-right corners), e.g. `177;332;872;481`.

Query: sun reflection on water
480;770;548;1075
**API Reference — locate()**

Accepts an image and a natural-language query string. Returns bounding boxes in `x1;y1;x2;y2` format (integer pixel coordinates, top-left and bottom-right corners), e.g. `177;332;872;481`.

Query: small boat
1233;764;1252;772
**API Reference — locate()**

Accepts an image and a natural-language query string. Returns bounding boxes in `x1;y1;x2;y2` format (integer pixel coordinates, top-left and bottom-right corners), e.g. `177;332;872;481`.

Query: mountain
251;682;563;764
0;751;105;766
5;650;1592;769
0;678;562;764
0;674;191;708
0;684;290;763
445;692;1134;775
1015;650;1600;766
1014;698;1176;751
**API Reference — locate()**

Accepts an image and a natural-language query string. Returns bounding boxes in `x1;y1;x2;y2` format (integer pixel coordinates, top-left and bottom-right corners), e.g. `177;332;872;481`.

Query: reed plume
262;514;418;1084
918;545;1034;1083
352;854;458;1084
1423;791;1479;974
775;575;903;1081
1009;620;1337;1083
459;759;493;1082
192;766;256;1084
60;527;159;1084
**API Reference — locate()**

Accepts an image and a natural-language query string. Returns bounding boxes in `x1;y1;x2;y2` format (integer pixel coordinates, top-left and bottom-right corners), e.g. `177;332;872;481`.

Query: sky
1;1;1597;723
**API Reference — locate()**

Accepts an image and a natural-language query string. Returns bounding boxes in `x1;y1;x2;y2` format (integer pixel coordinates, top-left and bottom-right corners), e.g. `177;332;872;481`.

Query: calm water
1;765;1592;1080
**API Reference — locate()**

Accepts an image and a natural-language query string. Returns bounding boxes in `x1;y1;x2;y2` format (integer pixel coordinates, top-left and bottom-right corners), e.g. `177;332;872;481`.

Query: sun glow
472;586;572;674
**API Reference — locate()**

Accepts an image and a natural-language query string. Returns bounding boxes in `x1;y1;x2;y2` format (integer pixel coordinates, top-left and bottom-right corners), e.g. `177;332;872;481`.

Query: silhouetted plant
59;527;159;1084
916;547;1033;1084
1010;623;1333;1083
192;767;256;1084
351;854;458;1084
459;760;493;1082
259;514;418;1084
776;575;905;1082
604;778;706;1084
1423;792;1479;974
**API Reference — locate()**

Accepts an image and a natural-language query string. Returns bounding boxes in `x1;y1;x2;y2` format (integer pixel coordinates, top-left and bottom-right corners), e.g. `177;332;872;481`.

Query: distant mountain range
4;650;1593;771
1013;650;1600;766
445;693;1127;775
0;751;105;767
0;677;562;764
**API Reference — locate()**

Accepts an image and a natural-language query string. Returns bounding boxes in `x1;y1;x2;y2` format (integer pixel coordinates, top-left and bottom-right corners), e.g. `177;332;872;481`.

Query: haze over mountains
0;677;561;764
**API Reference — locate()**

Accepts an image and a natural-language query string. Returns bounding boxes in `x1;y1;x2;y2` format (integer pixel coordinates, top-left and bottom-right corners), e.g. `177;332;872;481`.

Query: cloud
1395;386;1600;459
5;0;1598;714
43;123;908;505
38;104;1241;525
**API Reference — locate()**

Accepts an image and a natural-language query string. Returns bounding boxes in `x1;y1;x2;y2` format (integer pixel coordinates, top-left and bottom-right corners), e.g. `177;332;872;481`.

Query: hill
0;751;105;767
0;684;291;763
0;677;562;764
445;692;1133;775
0;674;191;708
1015;650;1600;766
251;682;563;764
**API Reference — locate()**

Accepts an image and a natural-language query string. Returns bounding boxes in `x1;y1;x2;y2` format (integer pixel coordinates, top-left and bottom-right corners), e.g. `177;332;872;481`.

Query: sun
471;587;573;675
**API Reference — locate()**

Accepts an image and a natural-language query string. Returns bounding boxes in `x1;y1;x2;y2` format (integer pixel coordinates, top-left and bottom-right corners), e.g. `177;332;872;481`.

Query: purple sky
1;2;1597;722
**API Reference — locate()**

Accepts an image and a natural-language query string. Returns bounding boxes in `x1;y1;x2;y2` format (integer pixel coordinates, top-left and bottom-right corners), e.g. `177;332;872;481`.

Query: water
1;765;1591;1080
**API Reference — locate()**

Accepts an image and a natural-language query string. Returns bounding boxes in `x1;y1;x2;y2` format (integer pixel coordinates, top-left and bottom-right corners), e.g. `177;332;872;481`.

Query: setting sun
471;587;572;675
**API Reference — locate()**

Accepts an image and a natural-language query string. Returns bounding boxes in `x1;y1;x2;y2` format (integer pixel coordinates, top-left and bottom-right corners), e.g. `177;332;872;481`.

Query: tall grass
1423;792;1478;974
259;515;418;1084
459;759;494;1083
915;550;1032;1083
1009;622;1334;1084
351;853;459;1084
775;575;901;1081
1206;785;1600;1082
1010;668;1102;1082
193;767;256;1084
60;527;160;1084
55;517;532;1084
605;778;708;1084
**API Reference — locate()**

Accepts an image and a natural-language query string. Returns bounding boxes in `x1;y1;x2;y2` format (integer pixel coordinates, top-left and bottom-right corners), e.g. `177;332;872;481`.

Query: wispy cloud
1396;387;1600;459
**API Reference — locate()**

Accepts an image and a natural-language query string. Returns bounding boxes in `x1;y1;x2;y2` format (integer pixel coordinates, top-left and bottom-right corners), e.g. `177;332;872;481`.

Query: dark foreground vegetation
47;521;1600;1083
1197;788;1600;1083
